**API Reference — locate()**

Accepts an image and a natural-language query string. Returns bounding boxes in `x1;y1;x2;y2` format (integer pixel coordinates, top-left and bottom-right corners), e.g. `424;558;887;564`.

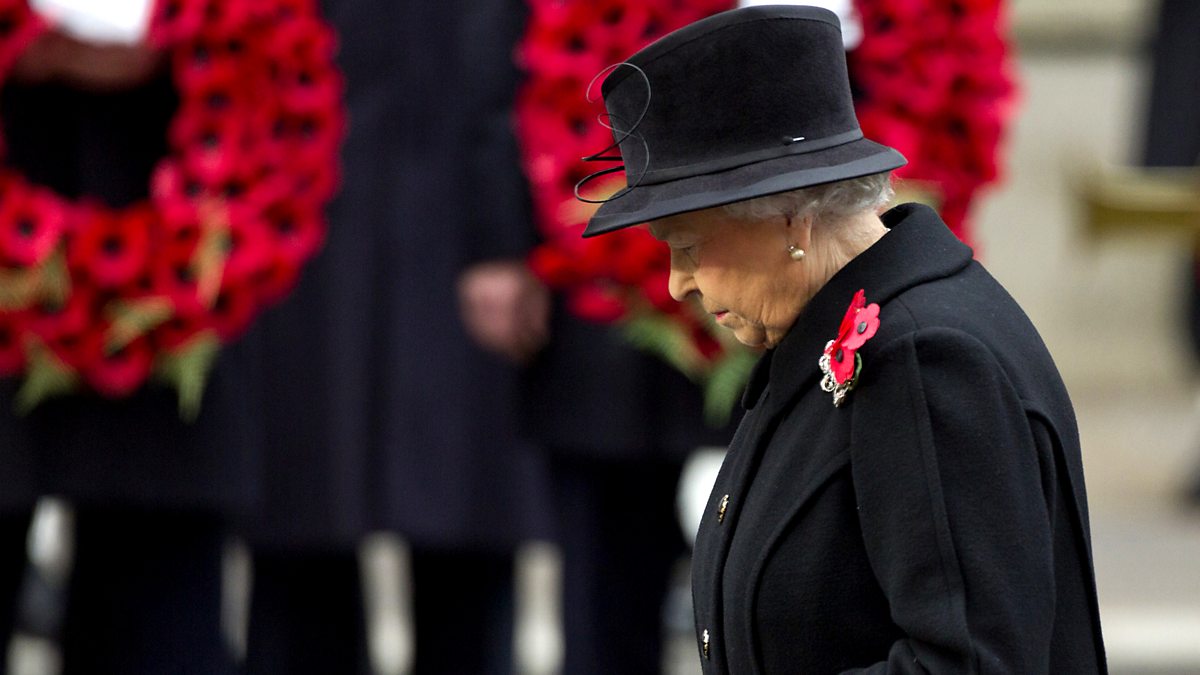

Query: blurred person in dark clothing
460;30;739;675
1142;0;1200;505
515;321;734;675
0;29;259;675
238;1;546;673
0;382;35;675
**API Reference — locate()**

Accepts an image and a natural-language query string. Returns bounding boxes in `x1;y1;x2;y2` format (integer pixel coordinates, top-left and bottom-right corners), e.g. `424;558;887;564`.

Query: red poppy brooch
818;289;880;407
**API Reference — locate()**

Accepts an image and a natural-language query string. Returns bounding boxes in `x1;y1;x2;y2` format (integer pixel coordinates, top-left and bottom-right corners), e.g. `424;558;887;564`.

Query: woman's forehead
648;208;720;238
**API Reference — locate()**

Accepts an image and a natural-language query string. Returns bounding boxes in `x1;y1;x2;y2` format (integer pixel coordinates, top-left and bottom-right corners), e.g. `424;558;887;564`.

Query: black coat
0;382;36;512
0;78;260;513
1143;0;1200;168
691;204;1106;674
239;0;548;551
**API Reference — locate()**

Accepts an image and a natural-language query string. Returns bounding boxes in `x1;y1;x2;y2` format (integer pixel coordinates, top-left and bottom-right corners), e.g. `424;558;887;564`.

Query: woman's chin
731;326;770;349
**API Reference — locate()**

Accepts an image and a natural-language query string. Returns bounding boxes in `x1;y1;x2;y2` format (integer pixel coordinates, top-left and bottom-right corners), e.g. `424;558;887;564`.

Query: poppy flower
152;305;211;352
582;0;655;55
221;216;274;284
148;0;206;48
521;4;608;80
207;285;258;340
172;40;244;93
824;289;880;385
68;206;153;289
0;2;48;76
0;183;67;267
27;288;95;345
266;16;341;113
528;243;581;288
149;225;206;318
639;269;677;313
79;331;154;398
611;228;666;286
569;284;627;324
197;1;258;37
260;198;324;266
172;108;246;184
249;251;300;305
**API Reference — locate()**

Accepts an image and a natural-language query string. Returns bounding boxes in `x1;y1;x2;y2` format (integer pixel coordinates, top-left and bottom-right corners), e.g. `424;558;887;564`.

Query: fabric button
717;494;729;523
702;628;711;659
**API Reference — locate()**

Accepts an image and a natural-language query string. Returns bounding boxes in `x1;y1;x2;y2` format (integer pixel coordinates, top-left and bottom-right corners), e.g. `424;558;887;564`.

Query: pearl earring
788;244;806;261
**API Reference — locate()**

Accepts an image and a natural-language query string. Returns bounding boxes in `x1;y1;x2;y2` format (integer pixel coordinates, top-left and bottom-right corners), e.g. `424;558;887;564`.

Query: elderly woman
578;5;1107;674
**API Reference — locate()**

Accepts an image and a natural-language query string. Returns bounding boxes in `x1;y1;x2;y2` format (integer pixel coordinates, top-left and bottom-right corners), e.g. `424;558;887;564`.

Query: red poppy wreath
514;0;1015;424
0;0;343;418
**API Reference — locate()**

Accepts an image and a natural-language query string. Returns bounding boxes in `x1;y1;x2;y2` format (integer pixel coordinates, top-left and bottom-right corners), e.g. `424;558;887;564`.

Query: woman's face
648;207;807;349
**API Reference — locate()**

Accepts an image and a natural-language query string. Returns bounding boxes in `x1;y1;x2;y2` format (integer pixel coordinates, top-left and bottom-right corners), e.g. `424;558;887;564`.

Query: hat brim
582;137;907;237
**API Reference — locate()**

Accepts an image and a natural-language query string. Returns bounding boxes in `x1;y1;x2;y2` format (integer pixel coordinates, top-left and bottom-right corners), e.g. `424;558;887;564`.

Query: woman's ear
785;213;814;252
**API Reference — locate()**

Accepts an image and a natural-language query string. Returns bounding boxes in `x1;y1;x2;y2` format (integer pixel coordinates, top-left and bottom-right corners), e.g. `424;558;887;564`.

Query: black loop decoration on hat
573;62;653;205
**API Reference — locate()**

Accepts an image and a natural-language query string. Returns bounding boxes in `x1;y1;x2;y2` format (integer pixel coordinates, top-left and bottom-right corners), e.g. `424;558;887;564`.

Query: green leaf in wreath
105;296;174;353
192;201;231;309
703;348;758;428
0;266;40;311
153;331;220;423
622;314;706;381
14;340;80;415
0;250;71;311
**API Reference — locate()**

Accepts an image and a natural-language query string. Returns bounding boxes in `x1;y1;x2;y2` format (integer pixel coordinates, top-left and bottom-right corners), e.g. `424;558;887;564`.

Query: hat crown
600;6;859;187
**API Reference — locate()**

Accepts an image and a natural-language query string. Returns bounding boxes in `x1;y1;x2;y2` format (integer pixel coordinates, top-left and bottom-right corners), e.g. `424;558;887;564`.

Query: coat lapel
760;202;973;420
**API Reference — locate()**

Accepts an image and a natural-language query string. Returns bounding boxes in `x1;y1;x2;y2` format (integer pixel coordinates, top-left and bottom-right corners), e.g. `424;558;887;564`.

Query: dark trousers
550;453;686;675
410;547;516;675
243;546;515;675
0;512;31;675
244;550;369;675
60;507;234;675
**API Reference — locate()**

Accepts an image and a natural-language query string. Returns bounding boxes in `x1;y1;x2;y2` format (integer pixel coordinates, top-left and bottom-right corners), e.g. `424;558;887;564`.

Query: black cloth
244;551;370;675
239;0;546;552
524;309;737;461
60;508;233;675
410;547;516;675
550;453;685;675
0;77;261;513
0;382;35;513
691;203;1106;673
1142;0;1200;169
0;511;30;675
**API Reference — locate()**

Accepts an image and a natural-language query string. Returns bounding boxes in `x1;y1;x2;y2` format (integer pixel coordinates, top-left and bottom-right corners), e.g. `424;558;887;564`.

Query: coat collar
741;202;973;410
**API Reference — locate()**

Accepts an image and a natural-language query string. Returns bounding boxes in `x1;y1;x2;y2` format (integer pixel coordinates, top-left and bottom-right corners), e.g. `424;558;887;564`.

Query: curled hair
721;172;895;224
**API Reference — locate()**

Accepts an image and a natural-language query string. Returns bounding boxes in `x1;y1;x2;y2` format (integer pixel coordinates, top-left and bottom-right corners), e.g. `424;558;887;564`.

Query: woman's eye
670;243;698;264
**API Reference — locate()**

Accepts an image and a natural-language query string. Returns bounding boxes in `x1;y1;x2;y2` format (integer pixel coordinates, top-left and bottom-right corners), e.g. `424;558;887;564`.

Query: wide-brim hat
581;5;906;238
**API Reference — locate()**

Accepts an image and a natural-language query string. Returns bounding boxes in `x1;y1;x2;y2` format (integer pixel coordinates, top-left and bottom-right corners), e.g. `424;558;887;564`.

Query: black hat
581;5;906;238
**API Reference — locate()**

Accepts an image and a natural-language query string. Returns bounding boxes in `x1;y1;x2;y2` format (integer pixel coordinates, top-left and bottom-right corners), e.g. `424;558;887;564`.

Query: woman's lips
713;310;729;321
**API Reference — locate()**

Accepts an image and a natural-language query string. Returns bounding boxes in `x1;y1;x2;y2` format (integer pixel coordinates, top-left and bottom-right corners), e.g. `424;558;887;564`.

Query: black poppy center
101;235;125;256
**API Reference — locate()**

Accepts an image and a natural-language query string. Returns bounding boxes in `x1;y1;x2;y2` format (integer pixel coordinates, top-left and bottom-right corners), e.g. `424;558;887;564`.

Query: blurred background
2;0;1199;673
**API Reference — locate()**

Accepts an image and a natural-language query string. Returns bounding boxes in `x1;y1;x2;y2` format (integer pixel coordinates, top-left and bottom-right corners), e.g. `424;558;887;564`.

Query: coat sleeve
845;326;1056;674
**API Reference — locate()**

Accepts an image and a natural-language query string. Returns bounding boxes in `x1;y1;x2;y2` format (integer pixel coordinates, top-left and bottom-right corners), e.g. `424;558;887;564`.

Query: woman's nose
667;265;697;302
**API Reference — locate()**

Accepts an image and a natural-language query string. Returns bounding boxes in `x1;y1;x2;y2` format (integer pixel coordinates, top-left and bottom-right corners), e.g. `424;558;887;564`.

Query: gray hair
721;172;895;224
